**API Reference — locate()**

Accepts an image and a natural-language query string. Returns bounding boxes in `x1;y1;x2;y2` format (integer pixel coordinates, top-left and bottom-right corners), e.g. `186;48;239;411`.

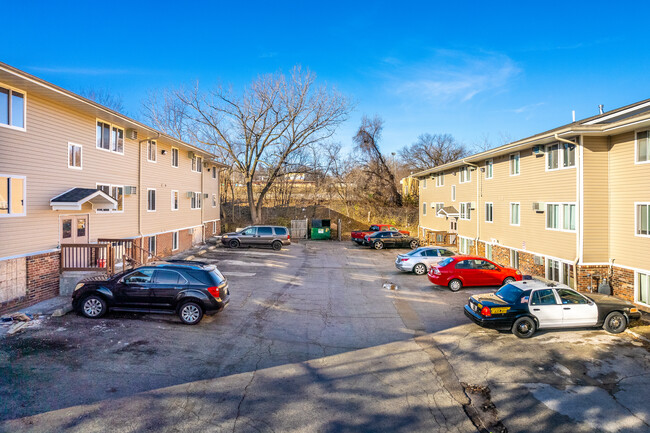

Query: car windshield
406;247;426;256
438;257;454;267
495;284;524;303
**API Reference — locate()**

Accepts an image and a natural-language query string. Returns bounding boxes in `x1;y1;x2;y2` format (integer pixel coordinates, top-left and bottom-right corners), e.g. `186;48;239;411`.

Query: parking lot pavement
1;241;649;432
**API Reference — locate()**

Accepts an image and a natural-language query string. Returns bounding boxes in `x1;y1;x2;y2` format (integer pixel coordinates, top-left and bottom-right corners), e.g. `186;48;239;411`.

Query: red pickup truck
351;224;410;244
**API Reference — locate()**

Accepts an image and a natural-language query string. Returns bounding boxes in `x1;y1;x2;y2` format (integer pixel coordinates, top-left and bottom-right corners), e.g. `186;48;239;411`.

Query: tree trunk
246;179;260;224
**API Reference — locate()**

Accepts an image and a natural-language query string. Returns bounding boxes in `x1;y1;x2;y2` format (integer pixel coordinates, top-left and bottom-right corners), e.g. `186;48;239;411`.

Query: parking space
1;241;649;432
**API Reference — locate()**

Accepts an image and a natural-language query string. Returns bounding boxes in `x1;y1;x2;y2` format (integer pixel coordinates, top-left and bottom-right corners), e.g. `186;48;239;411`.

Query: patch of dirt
114;340;157;356
3;337;73;362
462;382;508;433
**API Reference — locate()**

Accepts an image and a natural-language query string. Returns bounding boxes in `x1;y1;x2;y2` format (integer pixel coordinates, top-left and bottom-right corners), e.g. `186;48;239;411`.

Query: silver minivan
395;246;456;275
221;226;291;250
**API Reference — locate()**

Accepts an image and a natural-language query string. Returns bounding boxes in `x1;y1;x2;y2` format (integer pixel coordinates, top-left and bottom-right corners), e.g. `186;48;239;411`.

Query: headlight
223;235;228;238
74;283;84;291
516;270;521;275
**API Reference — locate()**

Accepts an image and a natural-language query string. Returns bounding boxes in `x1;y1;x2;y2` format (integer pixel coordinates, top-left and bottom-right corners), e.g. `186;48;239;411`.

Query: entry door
60;215;89;244
529;289;564;328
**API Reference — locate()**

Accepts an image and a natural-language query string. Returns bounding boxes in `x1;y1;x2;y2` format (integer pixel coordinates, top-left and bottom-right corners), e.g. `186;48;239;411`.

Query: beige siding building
0;62;225;314
414;99;650;311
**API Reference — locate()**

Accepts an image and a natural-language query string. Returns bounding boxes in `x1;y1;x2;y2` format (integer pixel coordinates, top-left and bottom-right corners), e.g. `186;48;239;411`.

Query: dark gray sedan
366;231;419;250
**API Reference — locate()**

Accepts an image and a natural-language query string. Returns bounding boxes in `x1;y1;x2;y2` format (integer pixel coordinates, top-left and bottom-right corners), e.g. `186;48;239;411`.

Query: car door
529;289;564;328
556;288;598;327
477;259;503;286
422;249;439;268
239;227;257;246
256;226;274;246
115;268;155;307
455;259;481;286
150;269;188;308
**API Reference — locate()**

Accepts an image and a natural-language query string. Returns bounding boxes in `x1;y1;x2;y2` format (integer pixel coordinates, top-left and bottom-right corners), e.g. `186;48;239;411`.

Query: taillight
288;234;290;240
481;307;491;317
433;268;441;275
400;258;409;262
207;286;220;298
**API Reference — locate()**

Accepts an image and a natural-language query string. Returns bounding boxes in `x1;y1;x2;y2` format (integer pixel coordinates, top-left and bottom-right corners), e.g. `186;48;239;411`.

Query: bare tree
144;67;351;224
353;115;402;206
398;133;469;172
79;88;125;113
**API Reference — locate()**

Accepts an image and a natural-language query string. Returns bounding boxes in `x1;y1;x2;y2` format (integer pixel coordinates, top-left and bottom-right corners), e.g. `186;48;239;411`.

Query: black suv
71;260;230;325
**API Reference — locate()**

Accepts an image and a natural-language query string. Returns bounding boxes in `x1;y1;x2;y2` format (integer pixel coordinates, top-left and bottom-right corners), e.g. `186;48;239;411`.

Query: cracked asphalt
1;241;649;432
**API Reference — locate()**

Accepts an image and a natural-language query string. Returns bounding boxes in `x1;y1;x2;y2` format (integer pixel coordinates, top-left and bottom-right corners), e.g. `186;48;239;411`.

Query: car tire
373;241;384;250
503;277;516;285
413;263;427;275
409;240;419;249
448;279;463;292
512;316;536;338
272;240;282;251
603;311;627;334
178;301;203;325
80;295;107;319
229;239;240;249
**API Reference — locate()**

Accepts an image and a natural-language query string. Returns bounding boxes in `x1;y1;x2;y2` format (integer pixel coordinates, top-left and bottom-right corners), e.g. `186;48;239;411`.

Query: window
485;202;493;222
485;159;493;179
547;259;560;282
213;221;217;233
68;143;82;169
96;120;123;154
0;85;26;129
458;237;473;254
422;178;427;188
171;190;179;211
547;143;576;170
637;271;650;305
192;155;203;172
147;140;157;162
546;259;574;287
0;175;26;216
171;148;179;168
436;203;444;217
546;204;560;229
212;166;217;179
460;202;472;220
172;231;179;251
111;186;124;212
148;189;156;211
546;203;576;231
258;227;273;235
509;153;520;176
275;227;288;235
154;270;185;285
637;204;650;236
451;185;456;201
562;204;576;231
459;166;471;183
557;289;588;305
636;130;649;163
124;269;154;284
510;202;520;225
96;183;111;211
485;243;493;260
422;202;427;216
148;236;156;257
436;173;444;187
191;192;202;209
212;193;217;207
510;249;519;269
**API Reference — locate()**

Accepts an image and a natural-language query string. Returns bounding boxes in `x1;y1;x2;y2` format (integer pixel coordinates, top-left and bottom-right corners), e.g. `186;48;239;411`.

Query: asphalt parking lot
1;241;649;432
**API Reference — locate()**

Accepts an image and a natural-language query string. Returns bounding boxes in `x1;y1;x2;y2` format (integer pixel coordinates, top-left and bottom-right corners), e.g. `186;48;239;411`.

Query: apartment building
414;99;650;310
0;62;225;314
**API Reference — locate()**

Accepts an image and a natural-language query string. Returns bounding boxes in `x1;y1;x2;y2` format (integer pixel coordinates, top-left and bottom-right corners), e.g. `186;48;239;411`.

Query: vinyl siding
582;136;610;262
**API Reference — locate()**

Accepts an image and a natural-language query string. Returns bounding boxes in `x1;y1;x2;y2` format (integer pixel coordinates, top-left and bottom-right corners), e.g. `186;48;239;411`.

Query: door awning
50;188;117;211
437;206;459;218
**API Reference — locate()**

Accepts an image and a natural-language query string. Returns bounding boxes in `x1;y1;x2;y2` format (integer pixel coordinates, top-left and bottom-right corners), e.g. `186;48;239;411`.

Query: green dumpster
310;219;331;240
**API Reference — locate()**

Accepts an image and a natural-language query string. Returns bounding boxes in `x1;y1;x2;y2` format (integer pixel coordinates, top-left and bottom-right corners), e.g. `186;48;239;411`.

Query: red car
428;256;522;292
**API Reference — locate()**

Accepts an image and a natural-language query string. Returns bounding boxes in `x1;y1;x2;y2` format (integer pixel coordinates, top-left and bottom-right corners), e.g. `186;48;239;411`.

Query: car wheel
503;277;516;285
413;263;427;275
373;241;384;250
512;317;536;338
448;279;462;292
409;240;419;249
80;295;107;319
229;239;240;249
272;240;282;251
603;311;627;334
179;302;203;325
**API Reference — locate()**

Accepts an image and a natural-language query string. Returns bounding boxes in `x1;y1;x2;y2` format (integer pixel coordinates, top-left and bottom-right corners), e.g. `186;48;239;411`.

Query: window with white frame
0;175;26;216
546;142;576;170
485;202;493;222
636;130;649;163
547;259;575;288
147;140;157;162
459;237;472;254
637;271;650;305
148;236;156;257
451;185;456;201
422;202;427;216
637;203;650;236
68;143;82;169
510;202;520;225
192;155;203;172
171;190;179;211
485;159;493;179
0;85;25;129
212;166;217;179
485;243;493;260
460;202;472;220
436;203;444;217
148;189;156;211
191;192;202;209
546;203;576;231
96;121;124;154
459;166;471;183
212;194;217;207
97;184;123;212
96;183;111;211
171;147;179;167
436;173;444;187
111;126;124;153
172;231;179;251
213;221;217;233
509;153;520;176
510;249;519;269
422;178;427;188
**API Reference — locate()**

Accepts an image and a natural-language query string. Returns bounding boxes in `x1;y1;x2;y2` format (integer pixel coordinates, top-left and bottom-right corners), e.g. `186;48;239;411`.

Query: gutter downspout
138;139;147;247
557;134;580;289
462;159;480;253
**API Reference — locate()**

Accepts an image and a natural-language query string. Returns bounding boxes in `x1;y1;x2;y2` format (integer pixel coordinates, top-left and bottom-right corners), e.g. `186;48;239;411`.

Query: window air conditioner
203;193;209;199
126;129;138;140
186;191;194;198
187;151;195;159
470;201;476;210
532;202;545;212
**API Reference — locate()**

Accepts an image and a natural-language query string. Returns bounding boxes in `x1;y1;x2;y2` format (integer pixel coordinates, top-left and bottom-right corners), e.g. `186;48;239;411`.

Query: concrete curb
625;328;650;344
52;305;73;317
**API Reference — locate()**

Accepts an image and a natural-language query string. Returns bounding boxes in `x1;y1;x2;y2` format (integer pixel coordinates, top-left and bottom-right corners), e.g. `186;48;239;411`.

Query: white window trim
191;155;203;173
212;193;217;208
545;143;576;172
171;147;179;168
458;236;473;254
148;236;156;257
67;142;83;170
510;202;520;226
634;130;650;165
191;191;202;210
485;159;493;179
171;190;179;211
422;202;427;216
95;183;124;213
485;202;493;223
459;166;471;184
147;188;156;212
422;178;427;189
172;231;179;251
212;166;217;179
634;270;650;307
435;173;445;187
451;185;456;202
460;202;471;221
635;202;650;238
434;202;444;218
147;140;157;163
0;174;27;217
545;202;577;232
509;152;520;176
95;119;125;155
213;221;217;233
545;258;574;287
0;82;27;132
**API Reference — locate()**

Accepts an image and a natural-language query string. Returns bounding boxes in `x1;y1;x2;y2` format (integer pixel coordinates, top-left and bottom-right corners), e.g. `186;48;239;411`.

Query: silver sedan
395;246;456;275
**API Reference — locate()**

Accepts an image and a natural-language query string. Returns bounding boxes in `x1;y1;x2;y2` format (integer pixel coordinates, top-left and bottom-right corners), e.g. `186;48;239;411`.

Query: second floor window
212;166;217;178
436;173;444;186
422;202;427;216
510;153;520;176
171;148;179;167
191;192;202;209
485;203;493;222
171;190;179;211
147;141;157;162
148;189;156;211
436;203;444;216
192;155;203;172
637;204;649;236
485;159;493;179
637;131;649;163
460;202;472;220
96;121;124;154
68;143;82;169
547;143;576;170
510;203;520;225
546;203;576;231
0;85;25;129
459;167;471;183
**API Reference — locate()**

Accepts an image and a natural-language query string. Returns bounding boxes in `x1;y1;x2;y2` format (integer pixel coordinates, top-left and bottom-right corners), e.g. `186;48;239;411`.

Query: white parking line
223;272;256;277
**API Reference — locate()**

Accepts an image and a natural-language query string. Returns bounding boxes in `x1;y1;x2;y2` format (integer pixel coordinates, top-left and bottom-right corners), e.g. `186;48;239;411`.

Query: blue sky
4;1;650;154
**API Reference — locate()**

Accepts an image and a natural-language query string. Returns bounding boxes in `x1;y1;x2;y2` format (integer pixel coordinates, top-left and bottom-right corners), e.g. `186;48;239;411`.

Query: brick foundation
0;252;60;315
204;220;221;238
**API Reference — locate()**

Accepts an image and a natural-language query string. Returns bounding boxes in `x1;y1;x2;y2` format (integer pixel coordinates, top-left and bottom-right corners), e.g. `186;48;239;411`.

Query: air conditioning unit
532;145;543;154
203;161;210;168
124;186;137;195
470;201;476;210
532;202;545;212
187;151;195;159
203;193;209;199
188;228;194;235
126;129;138;140
534;255;544;266
186;191;194;198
